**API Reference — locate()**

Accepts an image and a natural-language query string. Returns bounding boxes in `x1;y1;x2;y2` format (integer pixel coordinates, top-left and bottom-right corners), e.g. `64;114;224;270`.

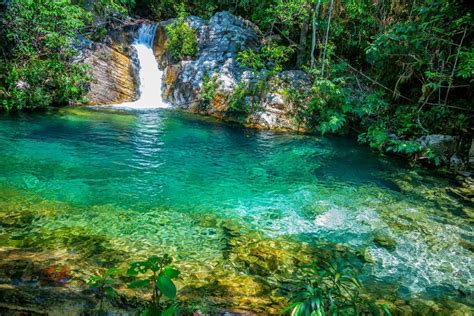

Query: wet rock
409;298;443;314
448;172;474;204
450;153;464;170
356;248;376;263
440;300;474;315
459;239;474;252
228;235;314;277
38;265;70;286
79;42;137;105
246;71;312;131
418;134;457;163
159;12;258;110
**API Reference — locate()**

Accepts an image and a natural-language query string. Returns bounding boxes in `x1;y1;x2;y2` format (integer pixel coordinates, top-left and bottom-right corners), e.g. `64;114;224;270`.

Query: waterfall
116;24;169;109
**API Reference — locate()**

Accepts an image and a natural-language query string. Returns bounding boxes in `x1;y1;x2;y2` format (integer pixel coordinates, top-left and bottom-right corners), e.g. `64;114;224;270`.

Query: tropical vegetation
1;0;471;160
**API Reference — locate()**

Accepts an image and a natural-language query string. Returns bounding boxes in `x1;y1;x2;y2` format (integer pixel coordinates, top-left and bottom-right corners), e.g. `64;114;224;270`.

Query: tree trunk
311;0;322;68
321;0;335;76
297;15;310;67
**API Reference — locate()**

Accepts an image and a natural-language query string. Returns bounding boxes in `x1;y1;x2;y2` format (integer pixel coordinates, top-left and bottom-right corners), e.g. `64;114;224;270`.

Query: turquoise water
0;107;472;311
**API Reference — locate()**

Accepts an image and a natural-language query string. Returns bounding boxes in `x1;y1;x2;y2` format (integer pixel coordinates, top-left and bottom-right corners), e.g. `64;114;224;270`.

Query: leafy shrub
127;255;180;315
165;4;198;61
227;81;267;115
238;43;294;75
285;258;391;316
87;255;181;315
227;83;251;113
302;67;352;134
201;72;219;105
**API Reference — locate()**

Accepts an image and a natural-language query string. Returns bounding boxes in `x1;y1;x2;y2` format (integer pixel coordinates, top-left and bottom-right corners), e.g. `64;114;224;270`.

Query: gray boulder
418;134;457;163
158;11;312;131
450;153;464;170
160;12;259;109
247;70;312;130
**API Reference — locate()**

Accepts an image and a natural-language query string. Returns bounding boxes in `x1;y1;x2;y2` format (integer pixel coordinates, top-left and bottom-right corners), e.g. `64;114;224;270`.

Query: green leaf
157;275;176;299
128;279;150;289
104;286;117;297
105;267;118;276
128;260;151;275
381;304;392;316
162;304;178;316
162;266;180;279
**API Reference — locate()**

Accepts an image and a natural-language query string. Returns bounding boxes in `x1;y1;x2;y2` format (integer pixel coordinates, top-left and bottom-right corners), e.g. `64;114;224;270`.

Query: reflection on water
0;107;472;312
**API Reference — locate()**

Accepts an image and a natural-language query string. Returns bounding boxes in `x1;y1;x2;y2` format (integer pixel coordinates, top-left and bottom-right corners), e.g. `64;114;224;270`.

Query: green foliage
358;125;389;151
135;0;217;20
227;80;267;115
386;140;422;156
165;4;198;61
0;0;90;111
201;72;219;108
227;83;251;113
238;43;294;75
235;43;293;115
127;255;180;315
75;0;136;15
86;255;181;314
286;258;391;316
1;0;472;163
362;0;473;138
301;64;352;133
88;267;119;312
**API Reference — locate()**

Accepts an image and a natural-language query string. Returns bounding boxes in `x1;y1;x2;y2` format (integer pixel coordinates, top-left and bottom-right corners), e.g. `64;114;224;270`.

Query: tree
0;0;90;111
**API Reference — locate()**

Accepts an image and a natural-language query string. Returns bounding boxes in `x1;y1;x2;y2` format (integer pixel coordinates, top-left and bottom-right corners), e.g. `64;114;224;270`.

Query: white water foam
114;24;169;109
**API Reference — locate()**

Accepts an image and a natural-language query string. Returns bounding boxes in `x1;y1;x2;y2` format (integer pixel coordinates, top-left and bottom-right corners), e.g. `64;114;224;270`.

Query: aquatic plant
127;255;180;316
285;258;391;316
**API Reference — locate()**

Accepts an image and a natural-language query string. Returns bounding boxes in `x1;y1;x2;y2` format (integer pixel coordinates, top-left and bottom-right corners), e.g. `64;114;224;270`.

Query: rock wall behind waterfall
155;12;313;132
76;27;138;105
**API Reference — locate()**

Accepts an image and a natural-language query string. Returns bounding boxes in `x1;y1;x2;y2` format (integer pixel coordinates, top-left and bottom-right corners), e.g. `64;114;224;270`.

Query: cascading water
116;24;169;109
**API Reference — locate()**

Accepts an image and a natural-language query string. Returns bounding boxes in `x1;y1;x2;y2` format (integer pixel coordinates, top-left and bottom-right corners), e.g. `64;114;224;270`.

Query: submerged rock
373;233;397;251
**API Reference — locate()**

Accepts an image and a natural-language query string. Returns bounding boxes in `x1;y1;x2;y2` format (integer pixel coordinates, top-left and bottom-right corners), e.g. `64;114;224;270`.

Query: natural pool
0;107;472;313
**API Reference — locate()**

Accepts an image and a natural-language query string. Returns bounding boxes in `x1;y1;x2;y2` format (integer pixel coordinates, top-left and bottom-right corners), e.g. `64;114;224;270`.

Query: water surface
0;107;472;312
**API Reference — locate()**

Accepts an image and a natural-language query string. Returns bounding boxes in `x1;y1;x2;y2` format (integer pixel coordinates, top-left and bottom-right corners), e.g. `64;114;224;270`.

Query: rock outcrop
156;12;312;131
417;134;458;165
76;28;138;105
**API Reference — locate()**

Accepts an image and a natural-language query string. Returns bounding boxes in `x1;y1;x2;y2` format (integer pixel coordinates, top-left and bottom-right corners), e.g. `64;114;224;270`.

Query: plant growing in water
127;255;180;316
285;258;391;316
